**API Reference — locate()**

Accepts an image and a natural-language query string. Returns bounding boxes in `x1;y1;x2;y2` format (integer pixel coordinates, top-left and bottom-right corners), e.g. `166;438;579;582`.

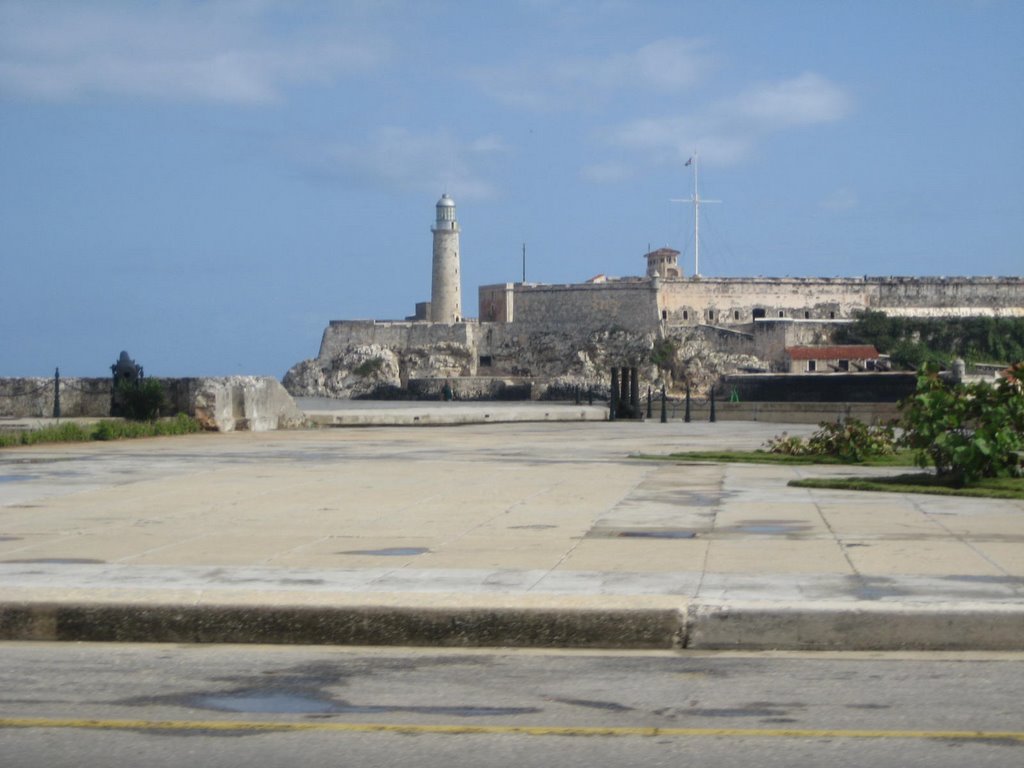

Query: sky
1;0;1022;377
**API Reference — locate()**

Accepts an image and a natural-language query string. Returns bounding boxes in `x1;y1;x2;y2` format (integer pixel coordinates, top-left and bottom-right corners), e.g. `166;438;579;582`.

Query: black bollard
575;386;581;405
619;367;630;418
610;367;619;421
709;386;717;422
660;384;667;423
626;368;634;421
646;385;652;419
53;367;61;419
684;382;691;423
588;387;593;406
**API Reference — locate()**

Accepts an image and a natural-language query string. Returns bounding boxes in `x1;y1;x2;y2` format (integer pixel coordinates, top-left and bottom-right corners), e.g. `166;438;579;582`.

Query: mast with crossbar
671;152;720;277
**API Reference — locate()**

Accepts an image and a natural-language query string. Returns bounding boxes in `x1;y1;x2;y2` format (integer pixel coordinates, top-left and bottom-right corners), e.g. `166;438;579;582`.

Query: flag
685;157;693;167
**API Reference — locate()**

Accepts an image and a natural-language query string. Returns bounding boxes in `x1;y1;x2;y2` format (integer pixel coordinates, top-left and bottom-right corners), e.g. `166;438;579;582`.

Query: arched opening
752;308;766;319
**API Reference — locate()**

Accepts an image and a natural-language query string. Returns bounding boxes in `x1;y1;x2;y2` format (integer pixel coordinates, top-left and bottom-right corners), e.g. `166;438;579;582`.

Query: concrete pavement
1;402;1022;650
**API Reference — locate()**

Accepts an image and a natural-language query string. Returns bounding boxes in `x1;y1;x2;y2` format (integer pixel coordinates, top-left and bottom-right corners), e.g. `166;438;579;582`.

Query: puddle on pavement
0;536;22;542
338;547;430;557
615;530;698;540
191;691;538;717
732;520;811;535
0;475;31;483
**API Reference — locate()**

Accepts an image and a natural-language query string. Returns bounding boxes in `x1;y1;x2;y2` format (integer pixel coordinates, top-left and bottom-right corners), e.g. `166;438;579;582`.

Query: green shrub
650;338;678;370
898;363;1024;485
352;357;385;377
838;310;1024;368
764;419;898;462
806;420;897;462
0;414;202;448
762;432;812;456
116;378;166;421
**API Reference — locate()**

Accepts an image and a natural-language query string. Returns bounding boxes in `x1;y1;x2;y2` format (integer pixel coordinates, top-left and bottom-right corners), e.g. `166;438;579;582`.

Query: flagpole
672;152;718;278
692;152;700;277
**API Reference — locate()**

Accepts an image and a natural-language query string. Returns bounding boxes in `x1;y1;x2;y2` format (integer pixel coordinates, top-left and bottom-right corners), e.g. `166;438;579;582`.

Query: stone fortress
284;194;1024;401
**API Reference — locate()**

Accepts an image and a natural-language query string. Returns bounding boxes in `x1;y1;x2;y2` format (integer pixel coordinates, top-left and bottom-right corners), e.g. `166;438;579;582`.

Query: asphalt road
1;643;1021;767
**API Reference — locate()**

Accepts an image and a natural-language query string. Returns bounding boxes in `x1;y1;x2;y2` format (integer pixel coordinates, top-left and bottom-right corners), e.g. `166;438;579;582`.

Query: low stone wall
659;400;902;425
721;373;918;403
0;376;305;432
408;377;534;401
0;377;111;418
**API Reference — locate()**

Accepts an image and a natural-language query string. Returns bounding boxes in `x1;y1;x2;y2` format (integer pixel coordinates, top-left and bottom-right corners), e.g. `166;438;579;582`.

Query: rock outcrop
190;376;306;432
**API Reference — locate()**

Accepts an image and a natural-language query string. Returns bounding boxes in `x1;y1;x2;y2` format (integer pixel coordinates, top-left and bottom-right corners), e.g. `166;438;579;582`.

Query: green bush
898;363;1024;485
116;378;166;421
807;420;897;462
762;433;812;456
763;419;897;462
0;414;202;448
352;357;385;377
838;310;1024;369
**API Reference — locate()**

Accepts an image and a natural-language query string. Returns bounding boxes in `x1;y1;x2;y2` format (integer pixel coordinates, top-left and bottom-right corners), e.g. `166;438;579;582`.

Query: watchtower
430;193;461;323
645;247;682;279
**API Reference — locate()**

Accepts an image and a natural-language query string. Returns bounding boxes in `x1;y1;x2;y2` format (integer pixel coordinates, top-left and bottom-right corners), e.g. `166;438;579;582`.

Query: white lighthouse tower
430;193;461;323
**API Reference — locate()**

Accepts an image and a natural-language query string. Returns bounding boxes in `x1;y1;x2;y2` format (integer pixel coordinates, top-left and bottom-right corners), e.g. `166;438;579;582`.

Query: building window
778;311;785;318
683;310;689;320
829;311;836;319
662;310;667;320
752;308;766;319
479;355;493;367
708;310;714;321
804;311;810;319
808;360;816;372
838;360;850;371
734;310;740;320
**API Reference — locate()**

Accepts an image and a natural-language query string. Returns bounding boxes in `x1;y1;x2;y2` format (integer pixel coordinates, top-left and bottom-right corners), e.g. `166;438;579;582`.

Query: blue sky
2;0;1022;377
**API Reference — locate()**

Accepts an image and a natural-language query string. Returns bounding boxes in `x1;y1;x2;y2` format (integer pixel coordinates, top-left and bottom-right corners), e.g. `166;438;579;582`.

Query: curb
0;602;683;649
3;599;1023;651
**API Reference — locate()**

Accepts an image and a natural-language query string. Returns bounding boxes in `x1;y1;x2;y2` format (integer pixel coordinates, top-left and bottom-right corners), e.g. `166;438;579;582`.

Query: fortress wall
751;319;851;363
511;281;660;331
318;320;478;360
479;283;514;323
0;377;111;418
867;276;1024;315
658;278;869;324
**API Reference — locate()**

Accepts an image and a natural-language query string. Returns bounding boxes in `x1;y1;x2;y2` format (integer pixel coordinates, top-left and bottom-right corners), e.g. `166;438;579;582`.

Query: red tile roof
785;345;879;360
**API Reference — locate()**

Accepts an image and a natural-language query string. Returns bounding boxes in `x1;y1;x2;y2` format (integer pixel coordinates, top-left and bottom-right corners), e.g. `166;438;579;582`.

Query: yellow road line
1;718;1022;741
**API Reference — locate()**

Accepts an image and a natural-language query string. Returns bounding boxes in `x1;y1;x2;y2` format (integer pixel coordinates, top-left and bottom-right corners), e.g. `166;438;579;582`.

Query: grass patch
789;473;1024;500
0;414;203;447
644;450;918;467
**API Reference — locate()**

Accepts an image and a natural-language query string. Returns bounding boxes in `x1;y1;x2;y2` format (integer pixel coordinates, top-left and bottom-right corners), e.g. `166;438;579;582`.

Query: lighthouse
430;193;461;323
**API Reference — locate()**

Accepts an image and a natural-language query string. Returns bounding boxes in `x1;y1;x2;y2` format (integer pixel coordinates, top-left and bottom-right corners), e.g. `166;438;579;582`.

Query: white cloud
591;72;853;179
729;72;851;127
325;127;504;200
468;37;714;111
0;1;386;104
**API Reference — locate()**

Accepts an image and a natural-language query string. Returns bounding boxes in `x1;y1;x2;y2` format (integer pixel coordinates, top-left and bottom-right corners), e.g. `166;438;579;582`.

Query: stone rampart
867;276;1024;314
318;320;478;360
0;378;111;418
659;276;868;324
0;377;303;432
511;281;660;331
